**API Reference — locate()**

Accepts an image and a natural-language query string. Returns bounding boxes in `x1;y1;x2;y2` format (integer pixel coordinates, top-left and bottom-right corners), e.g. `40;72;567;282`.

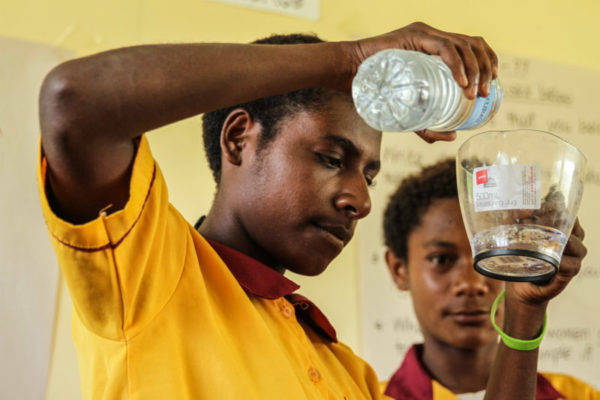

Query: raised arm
39;22;496;223
484;219;587;400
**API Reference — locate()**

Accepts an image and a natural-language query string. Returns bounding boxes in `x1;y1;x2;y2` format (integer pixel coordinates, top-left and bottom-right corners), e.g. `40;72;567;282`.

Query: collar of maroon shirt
384;344;565;400
207;238;338;343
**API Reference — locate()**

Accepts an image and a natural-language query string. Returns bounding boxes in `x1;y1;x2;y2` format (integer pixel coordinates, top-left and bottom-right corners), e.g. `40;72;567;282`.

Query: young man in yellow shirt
38;21;583;399
382;159;596;399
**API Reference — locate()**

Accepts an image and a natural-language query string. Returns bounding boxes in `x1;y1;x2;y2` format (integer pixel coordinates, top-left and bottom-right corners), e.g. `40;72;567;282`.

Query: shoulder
541;372;600;399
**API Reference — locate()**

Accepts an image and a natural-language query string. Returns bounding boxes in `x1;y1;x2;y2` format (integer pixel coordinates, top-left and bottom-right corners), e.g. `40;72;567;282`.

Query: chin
452;335;498;350
286;255;331;277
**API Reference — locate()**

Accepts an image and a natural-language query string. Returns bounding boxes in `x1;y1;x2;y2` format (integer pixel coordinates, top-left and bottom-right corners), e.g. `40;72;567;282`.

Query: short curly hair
202;33;341;184
383;158;458;260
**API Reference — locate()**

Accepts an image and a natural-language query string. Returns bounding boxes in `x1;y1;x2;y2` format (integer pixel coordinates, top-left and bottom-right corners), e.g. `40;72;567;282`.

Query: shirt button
308;367;321;383
280;305;293;318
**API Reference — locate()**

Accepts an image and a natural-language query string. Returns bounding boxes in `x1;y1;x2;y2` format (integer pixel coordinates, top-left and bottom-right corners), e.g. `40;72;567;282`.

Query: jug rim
458;129;587;165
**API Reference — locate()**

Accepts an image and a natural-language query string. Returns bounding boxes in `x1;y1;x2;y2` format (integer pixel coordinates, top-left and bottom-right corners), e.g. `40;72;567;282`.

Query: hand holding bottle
352;22;498;99
347;22;499;141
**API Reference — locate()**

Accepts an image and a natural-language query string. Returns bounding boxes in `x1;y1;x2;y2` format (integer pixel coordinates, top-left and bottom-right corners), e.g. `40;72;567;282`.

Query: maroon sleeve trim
50;164;157;253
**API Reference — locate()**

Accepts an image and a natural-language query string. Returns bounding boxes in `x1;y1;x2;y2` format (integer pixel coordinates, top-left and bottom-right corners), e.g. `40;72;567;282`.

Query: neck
197;197;286;274
420;338;498;394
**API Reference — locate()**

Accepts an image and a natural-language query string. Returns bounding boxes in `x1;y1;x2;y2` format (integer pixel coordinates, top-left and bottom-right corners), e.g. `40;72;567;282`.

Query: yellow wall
2;1;599;399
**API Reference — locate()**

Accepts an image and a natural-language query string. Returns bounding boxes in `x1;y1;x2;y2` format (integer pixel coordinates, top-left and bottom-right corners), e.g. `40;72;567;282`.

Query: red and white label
472;165;541;212
476;169;488;185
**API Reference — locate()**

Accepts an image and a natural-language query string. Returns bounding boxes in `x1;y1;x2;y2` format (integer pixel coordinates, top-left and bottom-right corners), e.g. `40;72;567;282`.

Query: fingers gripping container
352;49;503;132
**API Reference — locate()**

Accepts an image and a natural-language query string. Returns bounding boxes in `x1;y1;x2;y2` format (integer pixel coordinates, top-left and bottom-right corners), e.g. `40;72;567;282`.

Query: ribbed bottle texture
352;49;503;132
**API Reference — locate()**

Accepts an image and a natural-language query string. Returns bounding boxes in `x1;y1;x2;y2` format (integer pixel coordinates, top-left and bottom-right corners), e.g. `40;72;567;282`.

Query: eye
365;175;376;187
428;253;456;269
317;153;343;169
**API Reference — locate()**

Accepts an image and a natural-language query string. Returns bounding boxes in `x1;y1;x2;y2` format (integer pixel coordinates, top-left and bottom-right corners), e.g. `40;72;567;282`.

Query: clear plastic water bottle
352;49;503;132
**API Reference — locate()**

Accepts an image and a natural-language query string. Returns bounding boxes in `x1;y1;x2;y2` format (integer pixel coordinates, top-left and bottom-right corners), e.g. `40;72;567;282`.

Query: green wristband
490;289;547;351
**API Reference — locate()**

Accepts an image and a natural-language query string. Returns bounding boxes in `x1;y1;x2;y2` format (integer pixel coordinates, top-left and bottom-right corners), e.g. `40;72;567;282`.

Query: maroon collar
207;239;299;299
384;345;434;400
536;374;567;400
206;238;338;342
384;344;565;399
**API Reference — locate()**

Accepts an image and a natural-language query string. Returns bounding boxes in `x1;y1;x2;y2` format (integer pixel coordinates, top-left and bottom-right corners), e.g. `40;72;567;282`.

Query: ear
220;108;261;166
385;248;410;291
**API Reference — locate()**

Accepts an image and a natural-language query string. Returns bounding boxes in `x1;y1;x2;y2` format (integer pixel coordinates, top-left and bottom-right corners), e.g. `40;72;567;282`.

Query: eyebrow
423;240;458;249
323;135;381;171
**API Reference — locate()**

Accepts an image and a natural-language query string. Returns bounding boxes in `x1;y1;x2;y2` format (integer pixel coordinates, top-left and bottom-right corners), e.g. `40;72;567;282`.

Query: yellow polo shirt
38;136;388;400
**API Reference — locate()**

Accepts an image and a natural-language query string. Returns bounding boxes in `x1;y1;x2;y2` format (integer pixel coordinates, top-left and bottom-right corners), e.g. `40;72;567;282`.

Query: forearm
484;295;548;400
39;41;355;142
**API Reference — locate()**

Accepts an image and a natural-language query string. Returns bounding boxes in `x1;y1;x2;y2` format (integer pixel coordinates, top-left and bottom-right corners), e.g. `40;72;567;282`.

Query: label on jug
472;164;541;212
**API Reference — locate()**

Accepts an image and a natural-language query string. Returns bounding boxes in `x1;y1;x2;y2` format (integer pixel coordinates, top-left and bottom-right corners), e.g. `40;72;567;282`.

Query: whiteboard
0;37;71;400
357;53;600;388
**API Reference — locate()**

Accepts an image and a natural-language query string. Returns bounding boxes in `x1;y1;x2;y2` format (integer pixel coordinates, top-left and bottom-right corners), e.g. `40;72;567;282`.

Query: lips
447;309;489;324
313;222;354;245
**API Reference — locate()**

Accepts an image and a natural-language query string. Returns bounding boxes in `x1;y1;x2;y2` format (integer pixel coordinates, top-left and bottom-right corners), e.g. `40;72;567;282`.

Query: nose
334;174;372;220
452;259;490;297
